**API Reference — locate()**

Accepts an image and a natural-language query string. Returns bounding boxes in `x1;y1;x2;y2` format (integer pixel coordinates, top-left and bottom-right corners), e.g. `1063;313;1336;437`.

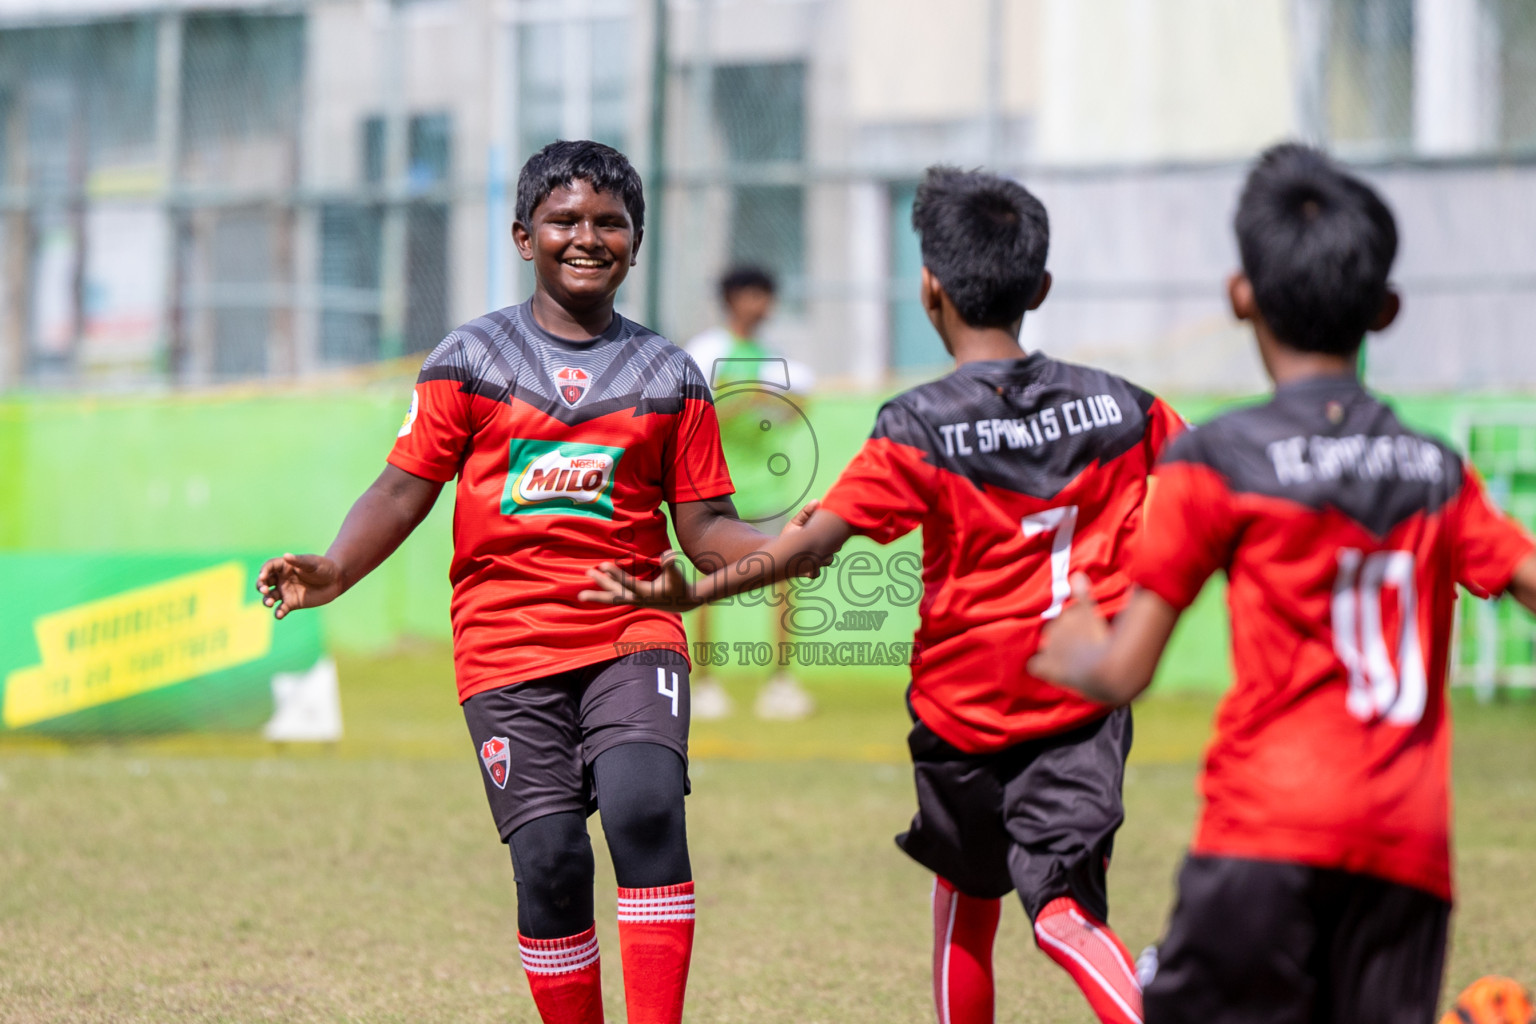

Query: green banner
0;553;324;735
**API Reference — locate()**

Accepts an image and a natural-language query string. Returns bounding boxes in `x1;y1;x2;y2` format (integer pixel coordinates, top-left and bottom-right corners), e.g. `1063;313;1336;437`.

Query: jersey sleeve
387;335;476;483
1131;432;1240;610
820;400;939;545
1144;395;1188;462
663;355;735;503
1452;464;1536;598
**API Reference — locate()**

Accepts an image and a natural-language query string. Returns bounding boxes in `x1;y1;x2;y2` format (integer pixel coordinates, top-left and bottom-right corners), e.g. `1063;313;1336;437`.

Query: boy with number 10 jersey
1031;144;1536;1024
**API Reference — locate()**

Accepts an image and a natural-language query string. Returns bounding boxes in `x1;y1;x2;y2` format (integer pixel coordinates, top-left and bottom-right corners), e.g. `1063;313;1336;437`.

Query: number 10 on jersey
1332;548;1427;726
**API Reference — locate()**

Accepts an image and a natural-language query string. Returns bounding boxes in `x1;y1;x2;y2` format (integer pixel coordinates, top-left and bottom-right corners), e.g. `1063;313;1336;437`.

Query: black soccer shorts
1143;855;1451;1024
896;702;1132;921
461;648;691;840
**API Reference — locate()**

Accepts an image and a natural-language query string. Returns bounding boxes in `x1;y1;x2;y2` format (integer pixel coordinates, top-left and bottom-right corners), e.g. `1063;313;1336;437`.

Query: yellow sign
3;562;273;729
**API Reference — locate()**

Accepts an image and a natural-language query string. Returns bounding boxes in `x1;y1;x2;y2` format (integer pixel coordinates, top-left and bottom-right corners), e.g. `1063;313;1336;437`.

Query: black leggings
509;742;691;938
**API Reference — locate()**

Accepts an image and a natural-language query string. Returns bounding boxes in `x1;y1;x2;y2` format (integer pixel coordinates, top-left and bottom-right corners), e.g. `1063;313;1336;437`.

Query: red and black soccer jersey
388;301;734;702
821;353;1183;753
1133;374;1535;902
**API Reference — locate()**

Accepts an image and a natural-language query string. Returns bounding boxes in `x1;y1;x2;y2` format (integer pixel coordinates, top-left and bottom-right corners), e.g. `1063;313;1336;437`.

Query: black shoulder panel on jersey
877;355;1159;501
419;307;710;425
1163;379;1465;536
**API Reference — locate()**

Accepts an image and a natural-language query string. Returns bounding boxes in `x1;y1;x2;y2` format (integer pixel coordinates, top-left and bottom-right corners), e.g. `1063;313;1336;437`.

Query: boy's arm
1036;430;1233;703
602;396;924;609
258;465;442;619
1454;463;1536;613
670;495;790;571
582;507;853;611
1028;575;1182;705
1505;553;1536;612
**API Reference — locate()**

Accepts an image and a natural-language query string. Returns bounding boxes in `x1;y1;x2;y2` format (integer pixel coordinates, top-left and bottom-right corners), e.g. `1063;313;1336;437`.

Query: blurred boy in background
686;266;818;720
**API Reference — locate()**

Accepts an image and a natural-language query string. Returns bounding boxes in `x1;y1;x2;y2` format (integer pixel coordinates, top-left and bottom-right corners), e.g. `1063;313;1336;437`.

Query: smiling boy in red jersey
256;141;805;1024
584;166;1184;1024
1030;144;1536;1024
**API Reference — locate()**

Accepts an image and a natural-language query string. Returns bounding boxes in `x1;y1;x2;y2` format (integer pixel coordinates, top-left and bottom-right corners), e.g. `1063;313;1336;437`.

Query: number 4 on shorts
657;667;679;717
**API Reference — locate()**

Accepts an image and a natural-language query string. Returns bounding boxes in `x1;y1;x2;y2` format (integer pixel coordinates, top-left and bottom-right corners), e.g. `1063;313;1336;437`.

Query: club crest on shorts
480;736;511;789
555;366;591;407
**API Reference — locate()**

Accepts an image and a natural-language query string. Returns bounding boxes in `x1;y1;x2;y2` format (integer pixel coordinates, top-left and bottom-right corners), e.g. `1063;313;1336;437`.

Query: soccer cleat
1033;897;1143;1024
519;924;604;1024
755;674;815;720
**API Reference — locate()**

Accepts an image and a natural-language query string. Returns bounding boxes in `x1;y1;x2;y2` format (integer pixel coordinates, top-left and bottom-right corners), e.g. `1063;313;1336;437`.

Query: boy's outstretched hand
1030;574;1182;707
779;499;820;541
581;501;834;611
582;550;698;611
1029;573;1111;694
257;553;345;620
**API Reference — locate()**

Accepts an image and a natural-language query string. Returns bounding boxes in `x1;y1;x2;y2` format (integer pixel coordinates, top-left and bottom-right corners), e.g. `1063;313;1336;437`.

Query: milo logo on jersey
501;439;625;519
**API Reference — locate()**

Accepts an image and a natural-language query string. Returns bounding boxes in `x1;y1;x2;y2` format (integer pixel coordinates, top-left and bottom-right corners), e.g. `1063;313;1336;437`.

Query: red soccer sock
519;924;604;1024
616;881;695;1024
932;876;1002;1024
1033;896;1143;1024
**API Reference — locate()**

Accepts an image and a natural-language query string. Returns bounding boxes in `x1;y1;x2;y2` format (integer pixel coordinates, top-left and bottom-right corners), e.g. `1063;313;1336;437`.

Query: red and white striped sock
615;881;695;1024
1033;896;1143;1024
932;876;1002;1024
518;924;604;1024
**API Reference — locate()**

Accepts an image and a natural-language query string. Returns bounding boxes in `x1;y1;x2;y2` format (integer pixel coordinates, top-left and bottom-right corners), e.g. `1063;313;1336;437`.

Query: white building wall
1035;0;1296;165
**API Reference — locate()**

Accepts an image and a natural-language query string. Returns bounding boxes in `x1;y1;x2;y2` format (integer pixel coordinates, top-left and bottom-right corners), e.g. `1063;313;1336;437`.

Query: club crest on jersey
501;439;626;519
555;366;591;407
480;736;511;789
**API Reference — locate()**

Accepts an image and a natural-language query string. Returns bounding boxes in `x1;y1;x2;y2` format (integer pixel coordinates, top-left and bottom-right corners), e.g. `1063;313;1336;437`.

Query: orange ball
1440;976;1535;1024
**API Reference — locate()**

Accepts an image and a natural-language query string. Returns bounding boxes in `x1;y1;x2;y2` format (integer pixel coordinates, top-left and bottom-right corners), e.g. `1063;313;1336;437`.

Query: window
1499;0;1536;150
321;111;451;363
409;113;452;191
1326;0;1414;153
319;203;382;365
712;62;807;310
517;17;630;161
712;62;805;163
405;112;452;353
209;209;271;378
181;13;304;150
363;116;386;187
887;182;945;374
591;19;630;151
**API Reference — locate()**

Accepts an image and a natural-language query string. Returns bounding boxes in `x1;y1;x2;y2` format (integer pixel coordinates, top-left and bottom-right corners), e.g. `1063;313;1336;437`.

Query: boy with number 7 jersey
584;166;1183;1024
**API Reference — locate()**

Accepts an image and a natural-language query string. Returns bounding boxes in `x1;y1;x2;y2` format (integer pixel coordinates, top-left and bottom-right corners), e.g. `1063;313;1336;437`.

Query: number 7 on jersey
1021;505;1080;619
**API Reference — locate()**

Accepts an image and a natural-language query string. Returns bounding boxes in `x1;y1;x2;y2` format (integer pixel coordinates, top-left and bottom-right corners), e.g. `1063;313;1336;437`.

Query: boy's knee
591;745;690;887
510;813;596;937
604;793;685;848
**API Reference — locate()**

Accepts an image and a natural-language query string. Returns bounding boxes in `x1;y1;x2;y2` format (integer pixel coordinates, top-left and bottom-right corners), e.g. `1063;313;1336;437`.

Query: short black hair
515;140;646;242
1234;143;1398;355
911;166;1049;328
719;265;777;301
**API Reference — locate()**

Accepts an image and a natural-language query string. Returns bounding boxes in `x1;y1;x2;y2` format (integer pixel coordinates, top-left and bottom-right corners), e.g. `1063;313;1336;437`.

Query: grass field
1;645;1533;1023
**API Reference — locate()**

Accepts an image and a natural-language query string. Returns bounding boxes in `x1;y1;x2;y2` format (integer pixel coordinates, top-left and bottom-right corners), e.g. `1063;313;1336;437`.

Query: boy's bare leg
690;606;733;720
756;583;814;720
